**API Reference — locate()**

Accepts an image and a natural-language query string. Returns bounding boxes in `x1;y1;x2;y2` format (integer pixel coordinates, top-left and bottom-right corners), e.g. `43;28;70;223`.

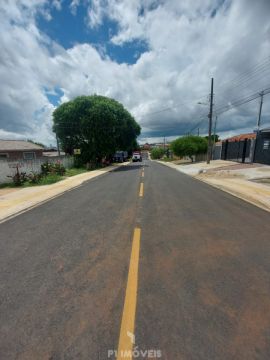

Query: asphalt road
1;159;270;359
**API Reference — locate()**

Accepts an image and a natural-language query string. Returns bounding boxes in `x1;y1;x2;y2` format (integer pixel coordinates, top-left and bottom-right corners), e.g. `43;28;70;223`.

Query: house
219;132;256;163
213;129;270;165
0;140;44;160
223;133;256;142
254;128;270;165
140;143;151;150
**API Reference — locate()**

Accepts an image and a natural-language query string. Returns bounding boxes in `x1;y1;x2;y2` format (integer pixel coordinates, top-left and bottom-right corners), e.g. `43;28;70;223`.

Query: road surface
1;159;270;359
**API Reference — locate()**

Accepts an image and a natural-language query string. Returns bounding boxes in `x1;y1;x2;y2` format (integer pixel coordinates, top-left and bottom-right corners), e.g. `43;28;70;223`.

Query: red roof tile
223;133;256;142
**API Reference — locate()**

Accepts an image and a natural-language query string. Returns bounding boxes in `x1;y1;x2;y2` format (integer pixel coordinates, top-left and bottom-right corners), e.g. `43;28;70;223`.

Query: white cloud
0;0;270;145
70;0;81;15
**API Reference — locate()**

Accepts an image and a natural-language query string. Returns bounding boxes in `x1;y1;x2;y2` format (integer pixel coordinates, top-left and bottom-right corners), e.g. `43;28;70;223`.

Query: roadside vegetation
1;162;88;189
171;135;207;162
1;96;141;189
150;147;166;159
53;95;141;168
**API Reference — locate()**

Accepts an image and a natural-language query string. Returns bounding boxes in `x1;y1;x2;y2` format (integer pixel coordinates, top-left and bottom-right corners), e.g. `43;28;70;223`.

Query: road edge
0;162;130;224
155;160;270;213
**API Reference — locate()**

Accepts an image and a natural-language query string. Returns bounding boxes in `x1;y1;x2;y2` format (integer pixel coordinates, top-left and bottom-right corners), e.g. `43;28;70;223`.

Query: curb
155;160;270;213
0;162;130;224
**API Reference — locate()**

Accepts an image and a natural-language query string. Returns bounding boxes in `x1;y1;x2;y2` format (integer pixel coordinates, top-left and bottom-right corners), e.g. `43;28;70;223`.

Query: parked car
113;151;129;162
132;152;142;162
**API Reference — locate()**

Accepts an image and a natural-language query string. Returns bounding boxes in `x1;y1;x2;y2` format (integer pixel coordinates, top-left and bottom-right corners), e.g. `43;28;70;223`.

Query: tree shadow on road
111;164;149;172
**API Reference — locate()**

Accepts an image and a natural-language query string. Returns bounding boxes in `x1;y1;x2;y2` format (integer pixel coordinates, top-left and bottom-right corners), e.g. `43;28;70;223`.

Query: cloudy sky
0;0;270;145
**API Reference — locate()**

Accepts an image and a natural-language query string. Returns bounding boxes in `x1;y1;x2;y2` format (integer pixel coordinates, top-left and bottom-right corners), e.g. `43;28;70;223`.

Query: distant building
154;143;170;149
140;143;151;150
0;140;44;160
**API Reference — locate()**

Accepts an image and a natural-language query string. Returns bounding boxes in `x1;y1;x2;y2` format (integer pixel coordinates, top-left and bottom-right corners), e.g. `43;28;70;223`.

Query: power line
216;55;270;91
137;57;270;120
214;80;270;113
215;86;270;115
186;86;270;135
136;94;209;118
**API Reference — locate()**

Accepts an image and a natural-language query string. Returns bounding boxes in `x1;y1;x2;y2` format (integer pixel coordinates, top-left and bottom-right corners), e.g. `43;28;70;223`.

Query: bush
41;161;65;176
171;136;207;161
7;166;27;186
150;147;165;159
27;172;43;184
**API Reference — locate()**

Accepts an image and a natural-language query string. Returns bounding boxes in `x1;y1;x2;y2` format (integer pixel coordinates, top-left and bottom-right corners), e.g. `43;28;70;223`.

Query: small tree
150;147;165;159
171;135;207;162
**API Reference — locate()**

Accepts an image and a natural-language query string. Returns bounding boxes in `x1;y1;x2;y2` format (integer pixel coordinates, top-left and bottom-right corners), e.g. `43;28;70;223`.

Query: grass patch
160;157;175;162
36;174;63;185
0;182;15;189
65;168;87;177
1;167;90;189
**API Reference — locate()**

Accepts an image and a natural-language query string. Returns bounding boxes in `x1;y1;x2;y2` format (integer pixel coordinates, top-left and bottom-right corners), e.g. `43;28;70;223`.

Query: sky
0;0;270;145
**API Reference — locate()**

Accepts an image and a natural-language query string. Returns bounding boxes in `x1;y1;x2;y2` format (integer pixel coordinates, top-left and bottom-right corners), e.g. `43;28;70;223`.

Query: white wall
0;156;74;184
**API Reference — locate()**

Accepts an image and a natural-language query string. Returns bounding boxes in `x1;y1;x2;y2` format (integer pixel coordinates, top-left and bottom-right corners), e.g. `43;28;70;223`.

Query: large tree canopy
52;95;141;163
171;135;207;161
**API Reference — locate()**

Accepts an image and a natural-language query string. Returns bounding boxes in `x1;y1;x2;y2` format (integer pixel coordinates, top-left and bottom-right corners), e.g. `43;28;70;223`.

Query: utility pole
197;128;200;136
257;91;264;129
252;91;264;163
213;115;217;143
212;115;218;158
56;136;60;156
207;77;214;164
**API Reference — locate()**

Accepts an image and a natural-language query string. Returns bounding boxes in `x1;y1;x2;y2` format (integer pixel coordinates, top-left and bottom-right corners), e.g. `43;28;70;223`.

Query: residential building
0;140;44;160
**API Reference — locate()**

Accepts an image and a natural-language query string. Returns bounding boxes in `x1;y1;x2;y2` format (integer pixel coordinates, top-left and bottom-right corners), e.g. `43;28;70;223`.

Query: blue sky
0;0;270;144
37;2;148;65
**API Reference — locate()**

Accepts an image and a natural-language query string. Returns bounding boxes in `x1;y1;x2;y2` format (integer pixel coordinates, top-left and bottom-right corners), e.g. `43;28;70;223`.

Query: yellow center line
117;228;141;360
139;183;144;197
141;171;144;177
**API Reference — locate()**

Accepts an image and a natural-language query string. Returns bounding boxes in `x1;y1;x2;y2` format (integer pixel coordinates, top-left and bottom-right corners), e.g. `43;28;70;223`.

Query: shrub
27;172;43;184
171;136;207;161
150;147;165;159
7;166;27;186
41;161;65;176
41;162;50;176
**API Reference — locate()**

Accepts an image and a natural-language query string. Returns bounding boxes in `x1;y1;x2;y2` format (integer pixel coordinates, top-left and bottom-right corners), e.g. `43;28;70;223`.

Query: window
23;152;35;160
0;153;8;159
263;140;270;150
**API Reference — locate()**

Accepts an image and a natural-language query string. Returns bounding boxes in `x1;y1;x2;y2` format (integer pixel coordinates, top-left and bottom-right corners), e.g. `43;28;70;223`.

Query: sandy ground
158;160;270;212
0;188;20;196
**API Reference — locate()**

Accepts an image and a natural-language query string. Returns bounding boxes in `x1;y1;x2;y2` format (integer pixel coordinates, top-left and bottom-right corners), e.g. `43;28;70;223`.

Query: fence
220;138;254;163
0;156;74;184
254;130;270;165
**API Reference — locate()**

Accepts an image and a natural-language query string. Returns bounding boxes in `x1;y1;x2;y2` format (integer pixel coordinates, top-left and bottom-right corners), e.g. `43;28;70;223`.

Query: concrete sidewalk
158;160;270;212
0;163;128;222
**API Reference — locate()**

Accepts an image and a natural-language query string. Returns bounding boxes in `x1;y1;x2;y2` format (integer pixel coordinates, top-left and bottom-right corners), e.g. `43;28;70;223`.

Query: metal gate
221;139;251;163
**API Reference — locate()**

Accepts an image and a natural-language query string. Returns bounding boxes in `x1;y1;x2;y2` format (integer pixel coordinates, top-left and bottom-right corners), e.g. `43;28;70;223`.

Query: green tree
150;147;165;159
171;135;207;162
205;134;219;142
52;95;140;164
